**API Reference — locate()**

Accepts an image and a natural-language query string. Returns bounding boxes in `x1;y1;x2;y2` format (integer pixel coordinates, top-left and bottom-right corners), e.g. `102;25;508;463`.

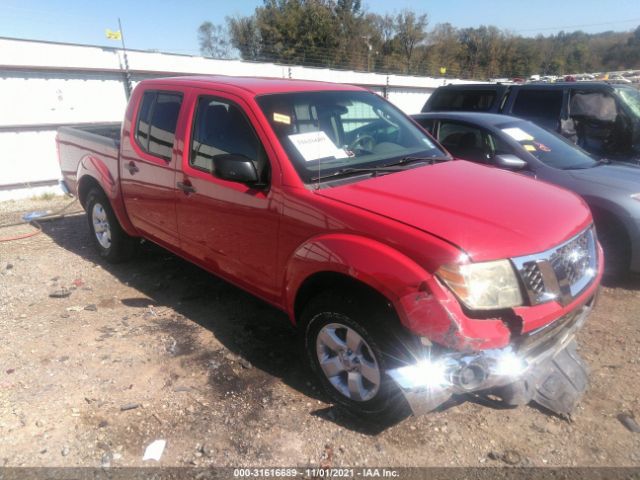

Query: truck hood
568;162;640;193
317;161;592;262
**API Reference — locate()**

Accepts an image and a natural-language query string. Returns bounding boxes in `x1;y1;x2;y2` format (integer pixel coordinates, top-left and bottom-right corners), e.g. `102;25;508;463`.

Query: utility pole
118;18;132;100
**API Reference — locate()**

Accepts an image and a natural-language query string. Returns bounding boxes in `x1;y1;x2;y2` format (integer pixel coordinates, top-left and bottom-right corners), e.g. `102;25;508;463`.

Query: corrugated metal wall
0;37;474;200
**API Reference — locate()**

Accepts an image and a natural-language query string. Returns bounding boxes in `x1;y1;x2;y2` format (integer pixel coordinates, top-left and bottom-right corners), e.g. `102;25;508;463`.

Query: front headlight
436;259;523;310
632;193;640;202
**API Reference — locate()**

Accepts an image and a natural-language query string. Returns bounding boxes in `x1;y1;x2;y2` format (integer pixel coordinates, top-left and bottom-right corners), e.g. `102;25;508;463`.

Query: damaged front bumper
388;298;593;416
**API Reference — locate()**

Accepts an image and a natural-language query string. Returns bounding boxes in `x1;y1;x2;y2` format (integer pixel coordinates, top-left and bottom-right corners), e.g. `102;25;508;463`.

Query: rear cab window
135;90;183;160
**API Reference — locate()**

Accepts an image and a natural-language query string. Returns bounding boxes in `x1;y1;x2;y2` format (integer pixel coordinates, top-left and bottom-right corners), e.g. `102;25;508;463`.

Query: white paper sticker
502;127;534;142
288;131;342;161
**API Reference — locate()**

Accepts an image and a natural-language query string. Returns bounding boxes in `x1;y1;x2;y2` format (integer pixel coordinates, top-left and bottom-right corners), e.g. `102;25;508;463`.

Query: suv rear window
428;90;497;111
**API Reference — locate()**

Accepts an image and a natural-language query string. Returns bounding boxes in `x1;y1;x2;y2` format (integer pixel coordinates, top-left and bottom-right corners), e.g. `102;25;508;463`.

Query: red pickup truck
57;76;602;422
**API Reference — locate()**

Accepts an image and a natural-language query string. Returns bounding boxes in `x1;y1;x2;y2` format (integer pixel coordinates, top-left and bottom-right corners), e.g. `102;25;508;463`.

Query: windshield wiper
310;166;404;183
383;155;452;168
310;155;451;183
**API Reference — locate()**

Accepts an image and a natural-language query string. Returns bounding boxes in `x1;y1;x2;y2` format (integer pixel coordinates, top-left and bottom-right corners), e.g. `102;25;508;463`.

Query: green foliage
198;2;640;78
198;21;233;59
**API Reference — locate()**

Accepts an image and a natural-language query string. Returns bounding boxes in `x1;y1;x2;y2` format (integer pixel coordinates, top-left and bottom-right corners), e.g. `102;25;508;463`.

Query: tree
198;22;233;59
227;16;261;60
394;10;428;73
199;4;639;79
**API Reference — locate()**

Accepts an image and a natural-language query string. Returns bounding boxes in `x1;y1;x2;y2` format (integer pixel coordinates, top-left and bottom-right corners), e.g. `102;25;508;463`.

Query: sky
1;0;639;56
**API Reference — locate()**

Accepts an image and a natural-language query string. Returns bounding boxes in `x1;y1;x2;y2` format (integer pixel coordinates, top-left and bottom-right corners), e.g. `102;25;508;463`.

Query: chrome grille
521;261;545;296
512;227;598;306
551;232;591;286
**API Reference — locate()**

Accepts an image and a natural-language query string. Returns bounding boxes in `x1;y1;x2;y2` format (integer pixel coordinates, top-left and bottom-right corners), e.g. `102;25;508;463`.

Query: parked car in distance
413;111;640;275
57;76;603;422
422;82;640;164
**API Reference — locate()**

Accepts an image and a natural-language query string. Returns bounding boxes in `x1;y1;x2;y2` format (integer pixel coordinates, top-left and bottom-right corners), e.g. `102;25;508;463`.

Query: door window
437;121;488;163
190;96;267;180
569;90;623;157
512;90;563;130
135;91;183;160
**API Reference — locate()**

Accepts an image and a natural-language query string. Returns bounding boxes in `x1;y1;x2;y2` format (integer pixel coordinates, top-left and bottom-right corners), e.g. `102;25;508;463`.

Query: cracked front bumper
388;296;594;416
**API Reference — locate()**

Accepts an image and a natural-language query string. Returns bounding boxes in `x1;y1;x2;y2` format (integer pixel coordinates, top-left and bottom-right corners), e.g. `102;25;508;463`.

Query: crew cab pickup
57;76;602;421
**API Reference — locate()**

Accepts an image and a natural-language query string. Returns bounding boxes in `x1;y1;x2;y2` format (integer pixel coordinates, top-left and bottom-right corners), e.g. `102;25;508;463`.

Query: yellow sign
273;112;291;125
439;67;447;75
105;29;122;40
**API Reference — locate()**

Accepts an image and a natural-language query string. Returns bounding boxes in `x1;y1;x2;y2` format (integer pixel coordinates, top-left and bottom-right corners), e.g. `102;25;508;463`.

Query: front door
175;91;281;301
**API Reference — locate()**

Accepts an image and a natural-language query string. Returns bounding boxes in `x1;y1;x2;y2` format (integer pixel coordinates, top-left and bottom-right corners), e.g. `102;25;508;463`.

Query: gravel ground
1;196;640;469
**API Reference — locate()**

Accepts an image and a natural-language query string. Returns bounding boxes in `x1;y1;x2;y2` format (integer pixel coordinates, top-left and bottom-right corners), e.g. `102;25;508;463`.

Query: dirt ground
1;196;640;469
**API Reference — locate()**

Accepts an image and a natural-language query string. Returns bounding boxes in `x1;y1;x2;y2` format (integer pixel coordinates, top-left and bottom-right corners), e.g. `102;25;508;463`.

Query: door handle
126;161;139;175
177;181;196;194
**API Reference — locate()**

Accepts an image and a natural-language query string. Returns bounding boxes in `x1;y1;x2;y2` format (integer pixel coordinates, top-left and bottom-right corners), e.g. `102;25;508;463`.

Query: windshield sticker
534;141;551;152
524;144;536;152
502;127;534;142
273;112;291;125
288;131;343;162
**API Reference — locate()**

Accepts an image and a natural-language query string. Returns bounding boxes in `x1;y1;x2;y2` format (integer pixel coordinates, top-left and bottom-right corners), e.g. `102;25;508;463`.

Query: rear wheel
301;290;414;422
86;188;136;263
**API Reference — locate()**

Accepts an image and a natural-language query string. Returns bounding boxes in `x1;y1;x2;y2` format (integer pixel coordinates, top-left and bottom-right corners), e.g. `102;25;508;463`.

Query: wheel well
293;272;395;326
591;207;632;265
77;176;103;209
591;207;631;244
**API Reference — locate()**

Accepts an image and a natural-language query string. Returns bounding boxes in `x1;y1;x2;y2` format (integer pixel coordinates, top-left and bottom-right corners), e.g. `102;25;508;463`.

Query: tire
594;215;630;276
301;290;415;423
86;188;136;263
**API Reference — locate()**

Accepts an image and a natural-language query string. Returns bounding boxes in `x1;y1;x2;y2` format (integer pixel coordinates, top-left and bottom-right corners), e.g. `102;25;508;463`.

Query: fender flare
77;155;138;236
284;233;429;323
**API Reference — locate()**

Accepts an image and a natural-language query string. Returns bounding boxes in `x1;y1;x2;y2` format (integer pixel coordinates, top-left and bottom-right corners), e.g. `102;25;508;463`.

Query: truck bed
57;123;121;198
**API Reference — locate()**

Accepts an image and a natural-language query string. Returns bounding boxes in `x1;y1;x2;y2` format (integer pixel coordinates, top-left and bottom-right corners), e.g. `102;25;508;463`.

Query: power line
513;17;640;33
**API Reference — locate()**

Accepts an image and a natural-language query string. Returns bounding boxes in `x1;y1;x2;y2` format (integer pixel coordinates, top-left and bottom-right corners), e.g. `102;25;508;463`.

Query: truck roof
138;75;366;95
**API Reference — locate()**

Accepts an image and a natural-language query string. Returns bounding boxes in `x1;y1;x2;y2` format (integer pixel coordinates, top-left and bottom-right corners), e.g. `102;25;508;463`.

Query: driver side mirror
212;154;260;185
494;154;528;170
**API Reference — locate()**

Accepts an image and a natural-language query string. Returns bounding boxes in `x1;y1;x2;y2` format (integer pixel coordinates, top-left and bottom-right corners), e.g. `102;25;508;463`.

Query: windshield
616;87;640;117
498;120;598;169
256;90;447;183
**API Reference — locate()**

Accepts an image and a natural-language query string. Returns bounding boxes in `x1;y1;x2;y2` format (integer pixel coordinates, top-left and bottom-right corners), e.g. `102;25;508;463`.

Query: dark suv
422;82;640;163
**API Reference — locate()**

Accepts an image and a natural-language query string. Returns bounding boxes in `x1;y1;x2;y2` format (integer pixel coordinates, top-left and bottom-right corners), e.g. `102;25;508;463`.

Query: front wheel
86;188;136;263
301;291;413;423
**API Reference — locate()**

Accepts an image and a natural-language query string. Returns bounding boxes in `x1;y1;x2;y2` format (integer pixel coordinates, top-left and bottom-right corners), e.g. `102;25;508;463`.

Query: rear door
120;88;184;247
175;89;281;301
505;88;567;132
